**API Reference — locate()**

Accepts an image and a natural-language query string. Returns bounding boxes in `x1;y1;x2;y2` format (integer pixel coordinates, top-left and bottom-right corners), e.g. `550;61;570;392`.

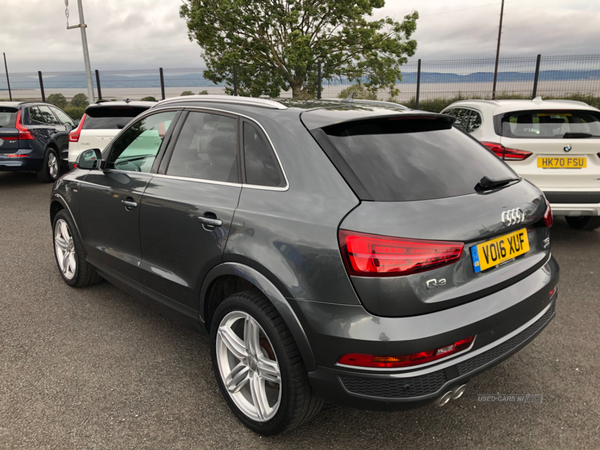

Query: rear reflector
5;154;29;158
338;336;476;368
68;113;87;143
339;230;464;277
482;142;532;161
15;110;35;140
543;198;553;228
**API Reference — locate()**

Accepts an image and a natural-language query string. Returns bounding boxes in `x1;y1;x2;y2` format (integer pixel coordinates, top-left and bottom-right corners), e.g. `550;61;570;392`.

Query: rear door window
83;106;149;130
316;116;516;202
51;107;75;127
38;106;60;125
499;110;600;138
166;112;239;183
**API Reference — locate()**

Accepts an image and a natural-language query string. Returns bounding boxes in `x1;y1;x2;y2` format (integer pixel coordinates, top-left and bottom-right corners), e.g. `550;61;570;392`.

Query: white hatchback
68;101;154;170
442;98;600;230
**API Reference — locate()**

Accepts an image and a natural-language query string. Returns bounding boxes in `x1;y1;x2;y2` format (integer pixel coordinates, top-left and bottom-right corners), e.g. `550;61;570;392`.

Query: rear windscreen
499;110;600;139
83;106;148;130
0;108;18;128
318;117;516;202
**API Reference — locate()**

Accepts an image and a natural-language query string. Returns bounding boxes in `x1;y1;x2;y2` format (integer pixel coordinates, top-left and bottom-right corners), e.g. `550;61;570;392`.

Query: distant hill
2;69;599;90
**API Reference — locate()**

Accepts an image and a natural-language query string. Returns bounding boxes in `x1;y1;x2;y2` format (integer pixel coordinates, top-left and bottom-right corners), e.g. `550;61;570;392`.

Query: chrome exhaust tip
436;391;453;407
452;384;468;400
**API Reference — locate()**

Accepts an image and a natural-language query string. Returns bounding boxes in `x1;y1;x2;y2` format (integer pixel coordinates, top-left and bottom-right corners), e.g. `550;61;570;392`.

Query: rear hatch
493;109;600;191
307;111;552;317
0;107;20;153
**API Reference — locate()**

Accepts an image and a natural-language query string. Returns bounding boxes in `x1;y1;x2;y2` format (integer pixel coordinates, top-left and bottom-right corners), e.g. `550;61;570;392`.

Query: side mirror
76;148;102;170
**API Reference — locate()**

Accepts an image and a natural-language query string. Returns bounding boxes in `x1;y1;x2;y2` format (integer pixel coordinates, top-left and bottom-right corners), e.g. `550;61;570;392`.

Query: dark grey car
50;95;559;435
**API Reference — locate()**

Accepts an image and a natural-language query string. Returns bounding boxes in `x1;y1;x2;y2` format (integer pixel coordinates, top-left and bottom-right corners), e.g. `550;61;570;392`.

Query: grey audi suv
50;95;558;435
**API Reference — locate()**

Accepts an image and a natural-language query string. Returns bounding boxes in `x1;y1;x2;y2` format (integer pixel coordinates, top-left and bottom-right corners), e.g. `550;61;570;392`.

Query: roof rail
318;98;409;110
156;95;287;110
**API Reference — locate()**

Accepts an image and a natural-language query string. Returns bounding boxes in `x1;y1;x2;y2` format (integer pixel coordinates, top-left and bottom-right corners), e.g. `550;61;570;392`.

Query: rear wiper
562;132;596;139
476;175;519;191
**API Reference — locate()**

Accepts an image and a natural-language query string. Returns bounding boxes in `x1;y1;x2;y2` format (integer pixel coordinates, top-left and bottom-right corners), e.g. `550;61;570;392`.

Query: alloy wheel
54;218;76;280
48;152;59;179
216;311;282;422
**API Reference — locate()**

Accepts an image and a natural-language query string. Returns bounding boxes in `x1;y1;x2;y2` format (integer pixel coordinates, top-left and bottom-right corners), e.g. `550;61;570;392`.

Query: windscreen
0;108;18;128
83;106;148;130
500;110;600;138
320;117;516;201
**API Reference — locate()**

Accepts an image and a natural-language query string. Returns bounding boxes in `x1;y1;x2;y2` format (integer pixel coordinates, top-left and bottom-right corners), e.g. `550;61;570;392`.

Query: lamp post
66;0;95;103
491;0;505;100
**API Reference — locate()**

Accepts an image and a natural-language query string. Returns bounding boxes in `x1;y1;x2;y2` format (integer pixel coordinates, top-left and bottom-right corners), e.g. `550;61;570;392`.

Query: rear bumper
544;191;600;216
293;256;559;410
0;155;43;171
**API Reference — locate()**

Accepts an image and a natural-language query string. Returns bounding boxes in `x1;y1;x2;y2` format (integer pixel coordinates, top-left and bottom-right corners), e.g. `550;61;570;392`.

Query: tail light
339;230;464;277
543;198;553;228
68;114;87;143
338;336;476;368
482;142;532;161
15;110;35;140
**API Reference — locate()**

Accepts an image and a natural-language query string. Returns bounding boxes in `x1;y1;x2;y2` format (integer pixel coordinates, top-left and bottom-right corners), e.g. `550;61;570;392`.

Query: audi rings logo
502;208;525;226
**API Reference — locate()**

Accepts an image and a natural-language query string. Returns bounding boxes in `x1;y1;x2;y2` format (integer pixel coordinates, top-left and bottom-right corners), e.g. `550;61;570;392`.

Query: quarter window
38;106;60;125
28;107;45;124
166;112;239;183
243;122;283;187
107;111;176;173
467;110;482;133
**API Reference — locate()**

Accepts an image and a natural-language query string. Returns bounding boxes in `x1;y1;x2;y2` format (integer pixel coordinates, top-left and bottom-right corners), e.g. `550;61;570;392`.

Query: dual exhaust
436;384;468;407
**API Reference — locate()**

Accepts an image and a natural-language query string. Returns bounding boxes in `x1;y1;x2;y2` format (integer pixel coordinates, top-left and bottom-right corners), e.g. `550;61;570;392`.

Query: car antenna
125;98;130;104
341;91;354;106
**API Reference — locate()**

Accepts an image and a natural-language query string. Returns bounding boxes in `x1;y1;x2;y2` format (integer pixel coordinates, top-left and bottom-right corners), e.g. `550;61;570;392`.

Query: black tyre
565;216;600;231
37;147;61;183
210;290;323;436
52;210;103;287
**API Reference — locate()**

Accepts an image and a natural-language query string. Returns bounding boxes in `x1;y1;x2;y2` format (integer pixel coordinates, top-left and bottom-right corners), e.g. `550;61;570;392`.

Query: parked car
50;95;558;435
68;100;154;170
0;101;76;182
442;98;600;230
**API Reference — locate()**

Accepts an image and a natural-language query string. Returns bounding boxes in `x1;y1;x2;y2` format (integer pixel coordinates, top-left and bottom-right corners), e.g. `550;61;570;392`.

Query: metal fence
1;54;598;106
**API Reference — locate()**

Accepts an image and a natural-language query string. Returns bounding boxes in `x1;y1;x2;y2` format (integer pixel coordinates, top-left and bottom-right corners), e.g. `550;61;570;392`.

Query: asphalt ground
0;170;598;450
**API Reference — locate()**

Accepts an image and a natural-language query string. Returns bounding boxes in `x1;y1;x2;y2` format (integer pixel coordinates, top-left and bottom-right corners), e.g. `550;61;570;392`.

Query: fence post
233;66;238;96
317;62;322;99
415;59;422;109
95;69;102;101
3;53;12;101
532;54;541;99
159;67;166;100
38;71;45;102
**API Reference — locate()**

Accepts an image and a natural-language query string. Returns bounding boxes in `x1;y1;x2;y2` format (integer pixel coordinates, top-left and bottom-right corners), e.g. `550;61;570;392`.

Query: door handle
196;214;223;230
121;198;138;210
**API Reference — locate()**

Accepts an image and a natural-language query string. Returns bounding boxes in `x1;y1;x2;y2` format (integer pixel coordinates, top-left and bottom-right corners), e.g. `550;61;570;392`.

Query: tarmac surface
1;170;598;450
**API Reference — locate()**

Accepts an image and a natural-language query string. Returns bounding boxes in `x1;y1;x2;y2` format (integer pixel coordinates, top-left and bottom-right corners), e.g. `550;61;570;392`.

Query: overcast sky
1;0;599;73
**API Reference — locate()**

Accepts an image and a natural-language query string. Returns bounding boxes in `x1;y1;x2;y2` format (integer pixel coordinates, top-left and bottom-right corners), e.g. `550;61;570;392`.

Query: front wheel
210;291;322;435
565;216;600;231
37;148;60;183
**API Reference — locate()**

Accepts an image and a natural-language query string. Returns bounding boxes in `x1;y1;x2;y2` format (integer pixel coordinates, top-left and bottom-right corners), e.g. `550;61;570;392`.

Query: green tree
180;0;418;98
337;85;378;101
180;90;194;96
71;93;89;108
46;93;67;109
141;96;157;101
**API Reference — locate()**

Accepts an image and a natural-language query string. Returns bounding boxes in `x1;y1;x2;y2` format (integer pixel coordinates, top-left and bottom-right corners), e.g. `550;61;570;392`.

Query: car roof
0;101;52;108
86;100;155;111
442;97;600;115
152;95;448;129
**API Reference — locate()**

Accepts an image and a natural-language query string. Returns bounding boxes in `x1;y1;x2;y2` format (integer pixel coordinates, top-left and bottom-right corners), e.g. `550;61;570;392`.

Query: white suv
442;98;600;230
68;101;154;170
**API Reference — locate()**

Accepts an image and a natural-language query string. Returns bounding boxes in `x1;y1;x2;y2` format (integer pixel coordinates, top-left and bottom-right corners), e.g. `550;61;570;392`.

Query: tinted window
28;107;45;124
451;108;471;131
0;108;17;128
320;117;516;202
500;110;600;138
467;110;482;133
166;112;238;183
108;111;176;173
51;107;74;127
244;122;283;187
83;106;149;130
38;106;60;125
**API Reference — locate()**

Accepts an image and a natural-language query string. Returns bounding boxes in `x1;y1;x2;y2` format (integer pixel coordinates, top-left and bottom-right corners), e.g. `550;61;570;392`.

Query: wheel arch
201;262;316;371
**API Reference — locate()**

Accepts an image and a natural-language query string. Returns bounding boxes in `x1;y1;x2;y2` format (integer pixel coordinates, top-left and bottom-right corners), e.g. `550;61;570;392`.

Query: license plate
471;228;530;273
537;157;586;169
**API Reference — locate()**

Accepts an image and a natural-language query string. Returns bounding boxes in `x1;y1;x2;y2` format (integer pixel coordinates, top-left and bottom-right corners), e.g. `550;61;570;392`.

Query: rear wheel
37;148;60;183
210;291;322;435
565;216;600;231
52;210;103;287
